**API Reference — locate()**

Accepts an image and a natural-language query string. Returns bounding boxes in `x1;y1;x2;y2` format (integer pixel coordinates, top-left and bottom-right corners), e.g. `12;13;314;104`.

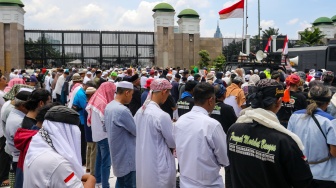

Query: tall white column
245;35;250;54
271;35;277;52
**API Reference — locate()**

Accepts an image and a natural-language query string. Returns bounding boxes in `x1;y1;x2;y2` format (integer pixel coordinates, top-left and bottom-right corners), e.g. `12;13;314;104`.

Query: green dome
313;17;333;26
177;9;199;18
331;15;336;22
152;3;174;12
0;0;24;7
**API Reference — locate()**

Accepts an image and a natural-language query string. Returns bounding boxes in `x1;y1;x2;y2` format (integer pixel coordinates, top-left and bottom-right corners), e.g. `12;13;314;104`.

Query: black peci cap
45;106;80;125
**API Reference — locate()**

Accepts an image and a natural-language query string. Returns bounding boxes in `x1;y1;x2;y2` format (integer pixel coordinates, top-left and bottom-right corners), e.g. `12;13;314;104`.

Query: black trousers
56;94;61;103
310;179;336;188
79;125;87;166
0;136;10;182
225;166;232;188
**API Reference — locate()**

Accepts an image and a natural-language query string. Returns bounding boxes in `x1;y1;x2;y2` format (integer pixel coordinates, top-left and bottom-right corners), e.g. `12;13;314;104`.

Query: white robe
174;106;229;188
44;75;51;92
83;76;91;84
54;75;65;95
134;101;176;188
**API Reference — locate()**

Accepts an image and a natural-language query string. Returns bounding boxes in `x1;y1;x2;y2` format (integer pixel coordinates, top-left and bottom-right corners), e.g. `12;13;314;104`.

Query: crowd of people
0;65;336;188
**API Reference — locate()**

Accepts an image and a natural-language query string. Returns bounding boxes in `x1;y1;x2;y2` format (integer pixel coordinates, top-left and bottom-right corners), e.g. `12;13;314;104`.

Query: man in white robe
175;82;229;188
134;78;176;188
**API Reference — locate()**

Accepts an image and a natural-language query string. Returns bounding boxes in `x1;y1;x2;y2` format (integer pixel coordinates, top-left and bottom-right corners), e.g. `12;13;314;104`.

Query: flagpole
245;0;248;35
241;0;245;52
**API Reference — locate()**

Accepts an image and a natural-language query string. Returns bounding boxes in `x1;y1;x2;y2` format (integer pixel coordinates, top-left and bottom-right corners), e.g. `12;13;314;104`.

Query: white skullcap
179;70;184;74
166;73;173;77
254;69;259;73
87;72;92;75
116;81;134;89
102;72;108;77
19;87;34;93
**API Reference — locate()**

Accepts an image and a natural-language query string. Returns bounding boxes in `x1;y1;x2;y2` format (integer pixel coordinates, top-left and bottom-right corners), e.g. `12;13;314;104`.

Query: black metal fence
24;30;155;69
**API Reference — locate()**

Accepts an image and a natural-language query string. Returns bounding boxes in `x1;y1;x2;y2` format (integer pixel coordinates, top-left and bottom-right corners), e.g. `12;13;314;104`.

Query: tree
250;35;261;52
25;37;64;68
223;40;242;62
298;28;326;46
198;50;211;68
262;27;280;39
212;54;226;71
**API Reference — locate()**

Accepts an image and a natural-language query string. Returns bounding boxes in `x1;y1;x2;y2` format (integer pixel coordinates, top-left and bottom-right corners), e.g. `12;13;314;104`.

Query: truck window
329;47;336;61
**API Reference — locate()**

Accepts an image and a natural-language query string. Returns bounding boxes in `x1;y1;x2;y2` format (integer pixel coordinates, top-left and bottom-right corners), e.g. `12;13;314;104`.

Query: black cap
15;91;31;101
185;81;198;91
194;74;201;80
129;74;139;82
45;106;80;125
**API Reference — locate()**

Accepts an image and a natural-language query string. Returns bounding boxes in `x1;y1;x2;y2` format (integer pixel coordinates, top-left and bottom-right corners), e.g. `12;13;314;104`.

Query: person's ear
276;98;282;108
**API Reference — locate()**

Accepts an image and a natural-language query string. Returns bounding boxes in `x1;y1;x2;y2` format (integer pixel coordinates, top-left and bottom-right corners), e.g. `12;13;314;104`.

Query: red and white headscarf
142;78;172;111
86;82;116;126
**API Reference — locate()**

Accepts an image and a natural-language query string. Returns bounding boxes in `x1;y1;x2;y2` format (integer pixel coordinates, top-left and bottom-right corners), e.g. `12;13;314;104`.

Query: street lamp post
258;0;261;50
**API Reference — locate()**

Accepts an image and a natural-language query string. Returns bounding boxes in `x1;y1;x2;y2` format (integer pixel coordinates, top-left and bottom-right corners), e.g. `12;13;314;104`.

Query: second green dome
177;9;199;18
331;15;336;22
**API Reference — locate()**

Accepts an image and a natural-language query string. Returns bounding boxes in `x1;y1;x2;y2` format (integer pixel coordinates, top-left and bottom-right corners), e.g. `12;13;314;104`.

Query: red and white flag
282;35;288;55
264;36;272;52
219;0;244;19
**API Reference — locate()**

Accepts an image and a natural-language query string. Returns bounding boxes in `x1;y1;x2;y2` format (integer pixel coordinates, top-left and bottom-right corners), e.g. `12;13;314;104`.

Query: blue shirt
141;89;149;106
73;88;87;125
105;100;136;177
288;109;336;181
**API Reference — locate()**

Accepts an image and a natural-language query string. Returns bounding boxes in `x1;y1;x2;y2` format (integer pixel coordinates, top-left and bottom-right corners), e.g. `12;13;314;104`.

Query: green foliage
25;37;63;59
223;40;242;62
298;27;326;46
198;50;211;68
250;35;261;52
212;54;226;71
262;27;280;39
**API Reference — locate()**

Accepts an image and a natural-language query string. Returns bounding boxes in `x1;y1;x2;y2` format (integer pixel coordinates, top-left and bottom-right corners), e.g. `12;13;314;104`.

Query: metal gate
24;30;155;69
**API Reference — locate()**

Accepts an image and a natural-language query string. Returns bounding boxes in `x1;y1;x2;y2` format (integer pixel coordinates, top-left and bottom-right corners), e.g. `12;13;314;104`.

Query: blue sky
22;0;336;39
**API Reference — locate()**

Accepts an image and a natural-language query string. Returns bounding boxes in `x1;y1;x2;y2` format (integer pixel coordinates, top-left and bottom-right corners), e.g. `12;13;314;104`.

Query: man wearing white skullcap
105;81;136;187
134;79;176;188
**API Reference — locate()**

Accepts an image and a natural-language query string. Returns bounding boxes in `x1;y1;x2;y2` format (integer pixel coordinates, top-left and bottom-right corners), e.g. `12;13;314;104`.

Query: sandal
0;180;9;187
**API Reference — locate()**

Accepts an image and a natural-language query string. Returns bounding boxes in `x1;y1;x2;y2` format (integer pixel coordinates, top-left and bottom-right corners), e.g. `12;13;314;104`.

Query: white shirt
24;149;83;188
90;110;107;142
187;75;194;81
140;76;148;89
54;75;65;95
44;75;51;92
83;76;91;84
175;106;229;188
223;77;231;85
224;95;242;117
134;101;176;188
9;73;19;80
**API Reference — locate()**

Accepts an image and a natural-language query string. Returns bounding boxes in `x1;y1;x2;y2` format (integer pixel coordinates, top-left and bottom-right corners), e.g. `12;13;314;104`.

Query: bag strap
311;114;327;141
308;113;331;164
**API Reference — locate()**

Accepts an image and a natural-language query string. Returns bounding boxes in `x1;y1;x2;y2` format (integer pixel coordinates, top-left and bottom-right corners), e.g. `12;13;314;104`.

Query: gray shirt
5;108;25;162
105;100;136;177
2;101;14;155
